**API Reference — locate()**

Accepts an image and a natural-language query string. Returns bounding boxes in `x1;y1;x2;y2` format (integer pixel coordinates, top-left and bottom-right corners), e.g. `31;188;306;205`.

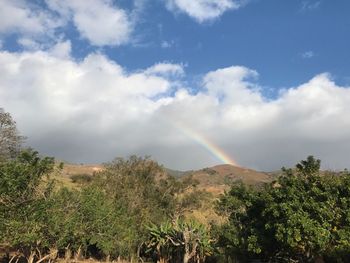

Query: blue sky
4;0;349;90
113;0;350;91
1;0;350;170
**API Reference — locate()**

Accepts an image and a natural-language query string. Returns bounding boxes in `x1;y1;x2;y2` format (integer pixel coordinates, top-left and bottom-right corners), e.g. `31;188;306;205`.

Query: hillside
51;163;103;188
182;164;272;195
53;162;272;195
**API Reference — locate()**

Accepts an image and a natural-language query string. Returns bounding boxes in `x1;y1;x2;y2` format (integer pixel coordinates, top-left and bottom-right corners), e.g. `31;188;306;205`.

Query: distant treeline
1;108;350;263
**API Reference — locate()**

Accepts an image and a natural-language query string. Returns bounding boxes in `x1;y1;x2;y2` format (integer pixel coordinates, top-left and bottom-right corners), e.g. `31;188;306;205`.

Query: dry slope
183;164;272;195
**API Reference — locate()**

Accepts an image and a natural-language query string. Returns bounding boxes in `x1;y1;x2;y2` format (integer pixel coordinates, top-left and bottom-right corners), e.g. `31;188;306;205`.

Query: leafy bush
0;150;55;260
69;173;92;184
216;156;350;262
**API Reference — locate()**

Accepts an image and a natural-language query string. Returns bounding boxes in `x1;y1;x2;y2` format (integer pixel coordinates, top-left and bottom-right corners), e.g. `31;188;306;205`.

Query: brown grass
46;163;103;189
186;164;272;196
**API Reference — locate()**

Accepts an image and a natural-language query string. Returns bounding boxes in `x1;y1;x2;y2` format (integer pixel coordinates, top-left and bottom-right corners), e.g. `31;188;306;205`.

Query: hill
182;164;272;195
51;163;103;188
53;162;272;194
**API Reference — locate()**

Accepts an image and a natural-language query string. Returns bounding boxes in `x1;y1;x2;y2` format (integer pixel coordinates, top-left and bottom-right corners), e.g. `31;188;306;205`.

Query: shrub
70;173;92;184
216;156;350;262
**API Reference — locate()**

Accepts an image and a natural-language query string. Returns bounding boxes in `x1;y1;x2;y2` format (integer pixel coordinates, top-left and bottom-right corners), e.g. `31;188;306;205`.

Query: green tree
0;149;55;260
46;185;135;260
0;150;214;262
216;156;350;262
95;156;171;248
89;156;208;260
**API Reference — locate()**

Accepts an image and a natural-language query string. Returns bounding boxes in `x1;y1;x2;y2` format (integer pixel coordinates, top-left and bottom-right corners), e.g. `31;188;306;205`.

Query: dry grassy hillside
50;163;103;188
60;163;103;176
182;164;272;195
173;164;272;226
53;162;272;194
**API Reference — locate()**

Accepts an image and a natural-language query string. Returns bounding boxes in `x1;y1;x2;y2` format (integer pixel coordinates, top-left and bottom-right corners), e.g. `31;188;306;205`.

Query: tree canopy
0;108;23;161
216;156;350;262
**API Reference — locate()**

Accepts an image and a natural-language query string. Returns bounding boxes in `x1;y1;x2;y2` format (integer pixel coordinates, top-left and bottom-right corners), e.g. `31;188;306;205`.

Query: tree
0;151;214;262
0;149;55;261
90;156;209;261
216;156;350;262
46;185;132;260
0;108;24;161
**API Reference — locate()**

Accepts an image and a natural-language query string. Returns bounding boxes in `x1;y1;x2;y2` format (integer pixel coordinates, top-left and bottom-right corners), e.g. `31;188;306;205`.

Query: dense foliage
0;150;56;260
216;156;350;262
0;150;207;262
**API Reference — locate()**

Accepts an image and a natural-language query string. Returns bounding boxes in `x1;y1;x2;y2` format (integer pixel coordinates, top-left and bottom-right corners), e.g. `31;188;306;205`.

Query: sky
0;0;350;171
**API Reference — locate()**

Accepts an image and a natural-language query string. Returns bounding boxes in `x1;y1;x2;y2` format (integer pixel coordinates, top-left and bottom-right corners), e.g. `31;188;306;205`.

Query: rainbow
173;121;239;166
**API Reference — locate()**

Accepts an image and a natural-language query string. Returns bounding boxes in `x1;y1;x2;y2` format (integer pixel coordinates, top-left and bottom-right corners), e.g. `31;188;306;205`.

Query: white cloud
161;40;174;48
1;50;350;171
0;0;133;48
0;0;62;45
46;0;133;46
203;66;261;105
145;63;185;77
48;40;72;59
17;38;43;50
300;1;321;12
0;0;56;35
165;0;247;22
302;51;315;59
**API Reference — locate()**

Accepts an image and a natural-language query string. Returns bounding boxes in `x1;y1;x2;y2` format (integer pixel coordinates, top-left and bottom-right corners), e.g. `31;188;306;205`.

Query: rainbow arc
173;121;238;166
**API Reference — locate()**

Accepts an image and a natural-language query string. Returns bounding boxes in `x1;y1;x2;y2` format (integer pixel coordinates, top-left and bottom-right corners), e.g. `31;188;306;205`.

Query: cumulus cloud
0;0;62;47
165;0;248;22
46;0;133;46
17;38;43;50
0;0;133;48
0;0;59;35
48;40;72;59
1;49;350;171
